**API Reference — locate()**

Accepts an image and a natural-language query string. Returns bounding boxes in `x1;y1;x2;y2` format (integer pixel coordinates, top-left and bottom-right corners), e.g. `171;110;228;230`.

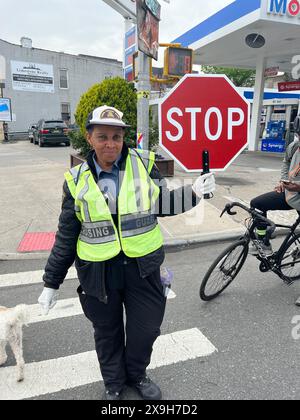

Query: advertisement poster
124;26;138;82
0;98;12;122
11;61;54;93
136;0;160;61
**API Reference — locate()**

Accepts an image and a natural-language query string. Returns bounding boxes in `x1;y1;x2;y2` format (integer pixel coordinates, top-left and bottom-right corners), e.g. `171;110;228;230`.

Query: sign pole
202;150;211;200
0;83;4;142
137;52;150;150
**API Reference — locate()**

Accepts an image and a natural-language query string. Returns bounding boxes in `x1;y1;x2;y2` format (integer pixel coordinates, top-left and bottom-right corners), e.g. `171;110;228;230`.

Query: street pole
137;52;151;150
0;83;4;142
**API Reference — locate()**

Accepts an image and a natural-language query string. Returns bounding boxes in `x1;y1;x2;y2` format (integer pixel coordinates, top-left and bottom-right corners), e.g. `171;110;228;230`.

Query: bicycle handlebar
221;202;276;233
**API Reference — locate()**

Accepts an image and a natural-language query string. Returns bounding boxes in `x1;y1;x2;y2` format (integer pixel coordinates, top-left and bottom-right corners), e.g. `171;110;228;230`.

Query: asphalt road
1;242;300;400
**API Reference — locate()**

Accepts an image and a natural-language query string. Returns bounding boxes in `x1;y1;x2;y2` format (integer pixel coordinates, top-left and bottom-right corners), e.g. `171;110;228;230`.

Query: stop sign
159;74;250;172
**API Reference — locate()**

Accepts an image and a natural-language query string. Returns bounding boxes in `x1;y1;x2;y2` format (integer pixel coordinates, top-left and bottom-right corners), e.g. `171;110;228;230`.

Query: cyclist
250;115;300;257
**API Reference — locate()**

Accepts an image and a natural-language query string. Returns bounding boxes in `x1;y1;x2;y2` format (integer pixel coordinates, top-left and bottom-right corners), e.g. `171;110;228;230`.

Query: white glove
192;173;216;197
38;288;58;315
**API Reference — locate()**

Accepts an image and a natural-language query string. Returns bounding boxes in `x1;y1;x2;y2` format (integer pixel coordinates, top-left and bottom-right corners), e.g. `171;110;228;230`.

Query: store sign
278;81;300;91
11;61;54;93
0;98;12;122
268;0;300;17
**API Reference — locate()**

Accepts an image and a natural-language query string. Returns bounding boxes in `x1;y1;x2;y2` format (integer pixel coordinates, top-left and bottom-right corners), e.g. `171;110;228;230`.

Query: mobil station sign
159;74;250;172
267;0;300;17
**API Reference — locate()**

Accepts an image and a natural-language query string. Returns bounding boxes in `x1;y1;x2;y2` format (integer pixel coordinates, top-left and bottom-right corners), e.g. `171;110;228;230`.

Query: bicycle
200;202;300;301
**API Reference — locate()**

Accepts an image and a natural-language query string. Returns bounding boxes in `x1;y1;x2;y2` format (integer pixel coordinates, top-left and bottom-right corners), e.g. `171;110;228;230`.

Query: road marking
0;328;217;400
0;269;177;302
257;168;279;173
0;267;78;288
26;298;82;324
223;196;250;206
7;291;177;325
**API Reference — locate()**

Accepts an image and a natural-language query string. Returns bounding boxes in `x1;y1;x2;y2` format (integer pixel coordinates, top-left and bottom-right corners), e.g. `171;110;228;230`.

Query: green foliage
68;130;91;158
149;121;159;152
202;66;256;87
73;77;137;156
71;77;159;157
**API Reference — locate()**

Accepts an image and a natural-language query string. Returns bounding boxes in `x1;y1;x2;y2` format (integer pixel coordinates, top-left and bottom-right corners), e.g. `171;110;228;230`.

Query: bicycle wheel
278;233;300;282
200;239;249;301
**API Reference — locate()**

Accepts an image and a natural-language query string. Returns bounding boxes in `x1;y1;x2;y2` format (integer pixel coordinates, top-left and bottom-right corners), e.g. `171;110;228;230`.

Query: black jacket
43;144;199;301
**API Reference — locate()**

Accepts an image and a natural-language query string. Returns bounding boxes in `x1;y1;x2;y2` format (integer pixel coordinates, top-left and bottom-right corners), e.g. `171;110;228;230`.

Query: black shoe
131;376;162;400
104;389;122;400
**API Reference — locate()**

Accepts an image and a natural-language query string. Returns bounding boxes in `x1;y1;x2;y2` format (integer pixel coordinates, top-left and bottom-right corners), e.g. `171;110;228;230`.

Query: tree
202;66;256;87
69;77;159;157
70;77;137;157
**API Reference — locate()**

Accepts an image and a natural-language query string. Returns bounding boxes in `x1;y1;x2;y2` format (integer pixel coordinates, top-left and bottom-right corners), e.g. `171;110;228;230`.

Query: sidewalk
1;141;298;260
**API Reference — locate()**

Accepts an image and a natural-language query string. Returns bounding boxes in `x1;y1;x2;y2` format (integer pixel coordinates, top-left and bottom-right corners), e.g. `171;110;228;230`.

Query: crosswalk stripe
20;290;177;325
0;267;78;288
0;328;217;400
26;298;82;324
0;269;177;301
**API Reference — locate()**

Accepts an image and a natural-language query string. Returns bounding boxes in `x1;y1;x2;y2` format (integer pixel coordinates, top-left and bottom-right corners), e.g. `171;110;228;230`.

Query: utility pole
0;55;6;142
102;1;170;151
137;52;151;150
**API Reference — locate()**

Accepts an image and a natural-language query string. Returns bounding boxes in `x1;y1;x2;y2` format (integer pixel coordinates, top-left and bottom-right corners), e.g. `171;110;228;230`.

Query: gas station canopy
173;0;300;73
173;0;300;151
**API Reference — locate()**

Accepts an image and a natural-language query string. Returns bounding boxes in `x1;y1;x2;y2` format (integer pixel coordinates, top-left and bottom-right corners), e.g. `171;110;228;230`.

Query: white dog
0;305;29;382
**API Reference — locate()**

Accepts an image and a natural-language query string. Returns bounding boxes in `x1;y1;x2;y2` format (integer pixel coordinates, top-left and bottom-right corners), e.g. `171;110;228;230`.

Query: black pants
250;191;293;229
78;257;166;393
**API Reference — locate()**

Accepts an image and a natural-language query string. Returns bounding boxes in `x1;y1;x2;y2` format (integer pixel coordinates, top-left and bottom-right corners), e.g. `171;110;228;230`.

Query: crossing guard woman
38;105;215;400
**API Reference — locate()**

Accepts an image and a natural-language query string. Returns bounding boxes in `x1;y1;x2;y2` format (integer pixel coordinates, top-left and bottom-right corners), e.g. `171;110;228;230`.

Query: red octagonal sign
159;74;250;172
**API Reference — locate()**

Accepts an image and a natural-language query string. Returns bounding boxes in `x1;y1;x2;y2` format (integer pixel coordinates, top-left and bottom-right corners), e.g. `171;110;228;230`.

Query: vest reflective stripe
121;211;157;238
77;174;92;222
69;167;79;179
130;153;144;211
65;150;163;261
132;149;154;172
80;221;117;244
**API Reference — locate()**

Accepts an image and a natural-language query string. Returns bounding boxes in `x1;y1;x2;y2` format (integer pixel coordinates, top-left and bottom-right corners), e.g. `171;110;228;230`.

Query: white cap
86;105;130;129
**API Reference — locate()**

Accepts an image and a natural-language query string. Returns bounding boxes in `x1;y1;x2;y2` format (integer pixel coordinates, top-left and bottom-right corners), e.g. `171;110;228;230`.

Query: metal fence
7;131;28;141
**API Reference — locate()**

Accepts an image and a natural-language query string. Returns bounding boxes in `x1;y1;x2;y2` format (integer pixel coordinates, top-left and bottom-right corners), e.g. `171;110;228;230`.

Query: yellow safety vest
64;149;164;262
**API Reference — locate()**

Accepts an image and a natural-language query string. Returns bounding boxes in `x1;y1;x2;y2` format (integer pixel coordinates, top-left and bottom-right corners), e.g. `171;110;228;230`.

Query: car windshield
44;121;67;128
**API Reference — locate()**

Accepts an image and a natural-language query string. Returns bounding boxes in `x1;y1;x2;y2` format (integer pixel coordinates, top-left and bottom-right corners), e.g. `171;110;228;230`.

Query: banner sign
136;0;160;60
125;26;136;49
145;0;161;19
278;81;300;91
11;60;54;93
124;26;138;82
0;98;12;122
264;66;279;77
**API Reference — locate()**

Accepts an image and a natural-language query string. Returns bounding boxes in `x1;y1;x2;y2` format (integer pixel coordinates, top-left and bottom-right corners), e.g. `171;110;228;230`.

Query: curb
0;252;50;261
0;230;245;261
0;227;295;261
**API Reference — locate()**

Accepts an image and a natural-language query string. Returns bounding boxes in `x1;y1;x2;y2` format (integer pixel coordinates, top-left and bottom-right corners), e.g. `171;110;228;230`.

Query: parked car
35;119;70;147
68;123;80;133
28;124;37;143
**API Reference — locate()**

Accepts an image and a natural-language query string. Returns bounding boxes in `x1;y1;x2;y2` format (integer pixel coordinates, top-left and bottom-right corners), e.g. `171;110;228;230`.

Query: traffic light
164;46;193;78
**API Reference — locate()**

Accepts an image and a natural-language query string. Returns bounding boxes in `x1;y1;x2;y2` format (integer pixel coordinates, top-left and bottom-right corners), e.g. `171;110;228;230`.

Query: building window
61;103;71;123
59;69;69;89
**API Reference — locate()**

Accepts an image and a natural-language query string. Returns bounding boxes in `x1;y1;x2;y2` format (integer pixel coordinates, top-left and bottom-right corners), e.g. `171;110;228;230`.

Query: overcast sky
0;0;234;62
